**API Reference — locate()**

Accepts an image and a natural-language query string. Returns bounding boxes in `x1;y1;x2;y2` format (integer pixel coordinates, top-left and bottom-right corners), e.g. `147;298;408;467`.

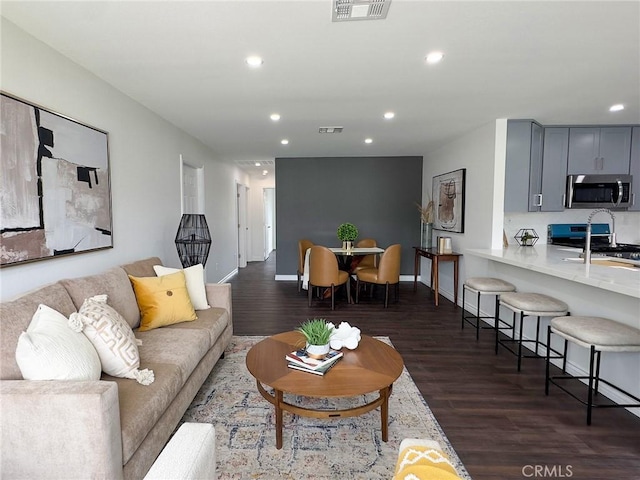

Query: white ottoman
144;423;216;480
545;316;640;425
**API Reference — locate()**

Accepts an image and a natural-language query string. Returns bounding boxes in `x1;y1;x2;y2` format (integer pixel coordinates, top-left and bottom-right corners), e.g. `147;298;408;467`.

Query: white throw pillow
15;304;101;381
153;264;210;310
69;295;154;385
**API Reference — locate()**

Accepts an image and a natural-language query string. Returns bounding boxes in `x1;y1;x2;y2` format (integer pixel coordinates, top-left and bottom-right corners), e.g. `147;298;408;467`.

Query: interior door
236;183;248;268
263;188;275;259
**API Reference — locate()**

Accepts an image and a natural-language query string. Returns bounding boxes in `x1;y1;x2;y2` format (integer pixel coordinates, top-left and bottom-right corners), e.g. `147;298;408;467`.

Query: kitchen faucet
584;208;617;264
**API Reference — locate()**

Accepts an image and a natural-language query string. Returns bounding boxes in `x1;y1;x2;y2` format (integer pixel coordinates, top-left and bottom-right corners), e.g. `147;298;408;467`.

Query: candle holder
514;228;539;247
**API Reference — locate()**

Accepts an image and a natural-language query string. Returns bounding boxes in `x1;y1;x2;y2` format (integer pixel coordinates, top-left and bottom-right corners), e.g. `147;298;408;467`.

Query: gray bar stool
461;277;516;340
496;292;568;371
546;316;640;425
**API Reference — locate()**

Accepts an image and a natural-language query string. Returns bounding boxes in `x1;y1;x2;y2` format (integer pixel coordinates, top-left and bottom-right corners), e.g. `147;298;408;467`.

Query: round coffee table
245;331;404;449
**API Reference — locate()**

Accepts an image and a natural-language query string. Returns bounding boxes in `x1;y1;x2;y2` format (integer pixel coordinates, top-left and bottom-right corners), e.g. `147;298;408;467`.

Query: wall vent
332;0;391;22
319;127;344;134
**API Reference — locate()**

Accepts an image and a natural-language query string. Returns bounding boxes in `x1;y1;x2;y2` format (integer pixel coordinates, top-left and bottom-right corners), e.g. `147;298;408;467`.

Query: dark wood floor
229;251;640;480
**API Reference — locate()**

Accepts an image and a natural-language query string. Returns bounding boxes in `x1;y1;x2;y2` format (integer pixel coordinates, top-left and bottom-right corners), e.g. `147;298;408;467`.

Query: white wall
421;120;500;297
0;18;249;301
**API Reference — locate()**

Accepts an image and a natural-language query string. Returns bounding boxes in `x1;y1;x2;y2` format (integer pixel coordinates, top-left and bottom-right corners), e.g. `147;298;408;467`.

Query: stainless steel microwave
565;174;632;209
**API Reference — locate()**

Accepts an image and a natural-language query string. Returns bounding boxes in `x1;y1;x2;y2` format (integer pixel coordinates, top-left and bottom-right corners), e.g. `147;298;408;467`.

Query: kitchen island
466;245;640;298
465;244;640;418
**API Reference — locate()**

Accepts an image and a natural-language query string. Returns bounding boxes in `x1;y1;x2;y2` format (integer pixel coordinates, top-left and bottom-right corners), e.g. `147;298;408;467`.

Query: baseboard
219;269;238;284
468;301;640;420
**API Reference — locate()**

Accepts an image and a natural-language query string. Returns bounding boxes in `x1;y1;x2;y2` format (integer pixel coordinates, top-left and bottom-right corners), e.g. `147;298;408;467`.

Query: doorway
236;183;248;268
263;187;275;259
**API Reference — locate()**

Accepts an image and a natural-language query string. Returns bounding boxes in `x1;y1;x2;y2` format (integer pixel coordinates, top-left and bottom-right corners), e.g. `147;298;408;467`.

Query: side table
413;247;462;307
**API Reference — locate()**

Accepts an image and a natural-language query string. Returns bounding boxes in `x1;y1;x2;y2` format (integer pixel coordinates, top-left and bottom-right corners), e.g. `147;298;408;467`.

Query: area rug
181;336;471;479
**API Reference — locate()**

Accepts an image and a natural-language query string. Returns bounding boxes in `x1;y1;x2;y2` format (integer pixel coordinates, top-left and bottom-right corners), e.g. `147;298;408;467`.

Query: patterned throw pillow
153;264;210;310
69;295;154;385
128;271;197;331
15;304;101;381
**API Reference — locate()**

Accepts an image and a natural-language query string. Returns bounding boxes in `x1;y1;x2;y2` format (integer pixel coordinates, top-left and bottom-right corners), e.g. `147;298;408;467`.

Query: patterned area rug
182;336;471;479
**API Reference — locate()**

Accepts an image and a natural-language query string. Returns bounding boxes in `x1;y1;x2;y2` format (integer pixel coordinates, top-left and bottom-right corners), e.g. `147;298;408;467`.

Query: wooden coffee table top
246;331;404;398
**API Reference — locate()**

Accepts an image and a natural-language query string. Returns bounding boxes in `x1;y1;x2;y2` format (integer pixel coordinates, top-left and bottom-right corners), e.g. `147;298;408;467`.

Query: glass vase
421;223;433;249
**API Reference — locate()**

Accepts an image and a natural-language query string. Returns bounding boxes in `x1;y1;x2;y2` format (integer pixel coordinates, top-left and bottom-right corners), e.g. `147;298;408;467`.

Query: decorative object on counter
329;321;361;350
432;168;466;233
416;200;434;248
337;222;358;250
514;228;539;247
437;236;453;254
296;318;334;358
1;93;112;267
175;214;212;267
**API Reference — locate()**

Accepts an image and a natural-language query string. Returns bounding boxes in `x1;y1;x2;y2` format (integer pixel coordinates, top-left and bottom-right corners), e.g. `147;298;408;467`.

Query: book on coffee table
285;348;343;371
287;358;340;375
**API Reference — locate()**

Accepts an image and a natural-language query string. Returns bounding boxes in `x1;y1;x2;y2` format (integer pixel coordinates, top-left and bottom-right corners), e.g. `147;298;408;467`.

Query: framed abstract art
0;92;112;267
432;168;466;233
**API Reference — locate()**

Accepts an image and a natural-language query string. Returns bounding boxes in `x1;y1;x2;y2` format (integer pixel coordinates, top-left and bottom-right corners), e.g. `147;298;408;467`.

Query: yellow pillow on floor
394;443;463;480
129;271;197;331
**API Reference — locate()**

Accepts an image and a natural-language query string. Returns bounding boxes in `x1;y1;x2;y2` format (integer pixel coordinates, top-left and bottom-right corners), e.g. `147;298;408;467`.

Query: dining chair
355;244;402;308
308;245;351;310
297;239;314;292
353;238;378;272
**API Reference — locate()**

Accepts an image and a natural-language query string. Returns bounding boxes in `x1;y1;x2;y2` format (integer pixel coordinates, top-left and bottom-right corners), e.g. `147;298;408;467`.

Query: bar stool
461;277;516;340
546;316;640;425
496;292;568;371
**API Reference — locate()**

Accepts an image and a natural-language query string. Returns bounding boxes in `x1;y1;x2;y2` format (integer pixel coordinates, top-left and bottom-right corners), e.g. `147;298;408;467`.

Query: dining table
302;246;384;290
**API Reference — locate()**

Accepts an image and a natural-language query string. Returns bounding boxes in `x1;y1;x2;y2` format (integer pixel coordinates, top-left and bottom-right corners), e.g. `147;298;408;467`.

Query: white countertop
466;245;640;299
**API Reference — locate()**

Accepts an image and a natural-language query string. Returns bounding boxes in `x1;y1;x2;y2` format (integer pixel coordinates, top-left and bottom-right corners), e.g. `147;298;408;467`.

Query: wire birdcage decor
175;214;212;267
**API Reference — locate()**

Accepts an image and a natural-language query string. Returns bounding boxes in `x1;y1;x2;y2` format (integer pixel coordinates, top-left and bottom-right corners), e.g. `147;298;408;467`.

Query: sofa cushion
0;283;77;380
121;257;163;279
107;362;183;466
153;264;210;310
135;327;211;385
164;307;229;348
71;295;154;385
15;304;101;381
129;272;197;331
61;267;141;329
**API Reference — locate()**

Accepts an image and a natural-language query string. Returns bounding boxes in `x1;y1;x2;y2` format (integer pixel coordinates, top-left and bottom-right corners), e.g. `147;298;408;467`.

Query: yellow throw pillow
129;271;197;332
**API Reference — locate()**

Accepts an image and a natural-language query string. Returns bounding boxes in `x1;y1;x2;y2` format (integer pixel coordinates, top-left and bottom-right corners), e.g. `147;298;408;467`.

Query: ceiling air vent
332;0;391;22
319;127;344;134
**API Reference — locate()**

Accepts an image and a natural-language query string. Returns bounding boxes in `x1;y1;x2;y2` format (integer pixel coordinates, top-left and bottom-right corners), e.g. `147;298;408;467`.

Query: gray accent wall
275;156;423;276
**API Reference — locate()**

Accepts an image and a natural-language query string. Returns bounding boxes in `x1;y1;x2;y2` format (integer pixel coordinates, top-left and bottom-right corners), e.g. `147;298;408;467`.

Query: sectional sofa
0;257;232;479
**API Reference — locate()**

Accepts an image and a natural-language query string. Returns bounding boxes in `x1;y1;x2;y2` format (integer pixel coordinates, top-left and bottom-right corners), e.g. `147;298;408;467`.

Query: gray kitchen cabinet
567;127;632;174
630;127;640;211
504;120;543;212
541;127;569;211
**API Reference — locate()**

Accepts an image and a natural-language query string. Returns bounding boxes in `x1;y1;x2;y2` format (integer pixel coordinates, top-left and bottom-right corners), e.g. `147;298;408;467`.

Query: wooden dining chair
353;238;378;272
308;245;351;310
297;239;314;292
355;244;402;308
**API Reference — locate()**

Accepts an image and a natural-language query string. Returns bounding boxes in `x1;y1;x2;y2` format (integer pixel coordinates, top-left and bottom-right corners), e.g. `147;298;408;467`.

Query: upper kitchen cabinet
567;127;632;175
505;120;543;212
630;127;640;212
541;128;569;212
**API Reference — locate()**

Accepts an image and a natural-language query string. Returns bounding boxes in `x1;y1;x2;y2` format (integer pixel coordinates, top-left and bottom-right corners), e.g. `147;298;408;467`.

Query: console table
413;247;462;307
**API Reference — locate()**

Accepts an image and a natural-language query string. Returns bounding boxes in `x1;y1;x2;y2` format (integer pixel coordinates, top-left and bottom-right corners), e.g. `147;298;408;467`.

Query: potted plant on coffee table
296;318;334;359
337;222;358;250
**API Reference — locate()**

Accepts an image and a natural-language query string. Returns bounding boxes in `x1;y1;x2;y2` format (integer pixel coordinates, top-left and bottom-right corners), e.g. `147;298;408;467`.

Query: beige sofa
0;257;232;479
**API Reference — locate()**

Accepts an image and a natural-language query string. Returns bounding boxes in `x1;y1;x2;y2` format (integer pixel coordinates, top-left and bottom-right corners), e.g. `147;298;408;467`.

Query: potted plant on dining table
337;222;358;250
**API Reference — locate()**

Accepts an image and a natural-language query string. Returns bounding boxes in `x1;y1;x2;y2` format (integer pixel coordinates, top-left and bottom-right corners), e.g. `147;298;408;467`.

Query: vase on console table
421;223;433;249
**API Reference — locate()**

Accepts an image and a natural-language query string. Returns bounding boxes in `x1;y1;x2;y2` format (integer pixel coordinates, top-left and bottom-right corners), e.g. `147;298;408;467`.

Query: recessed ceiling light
383;112;395;119
609;104;624;112
364;138;373;144
281;139;289;145
262;170;268;176
245;55;263;67
425;51;444;64
270;113;281;121
255;162;261;167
